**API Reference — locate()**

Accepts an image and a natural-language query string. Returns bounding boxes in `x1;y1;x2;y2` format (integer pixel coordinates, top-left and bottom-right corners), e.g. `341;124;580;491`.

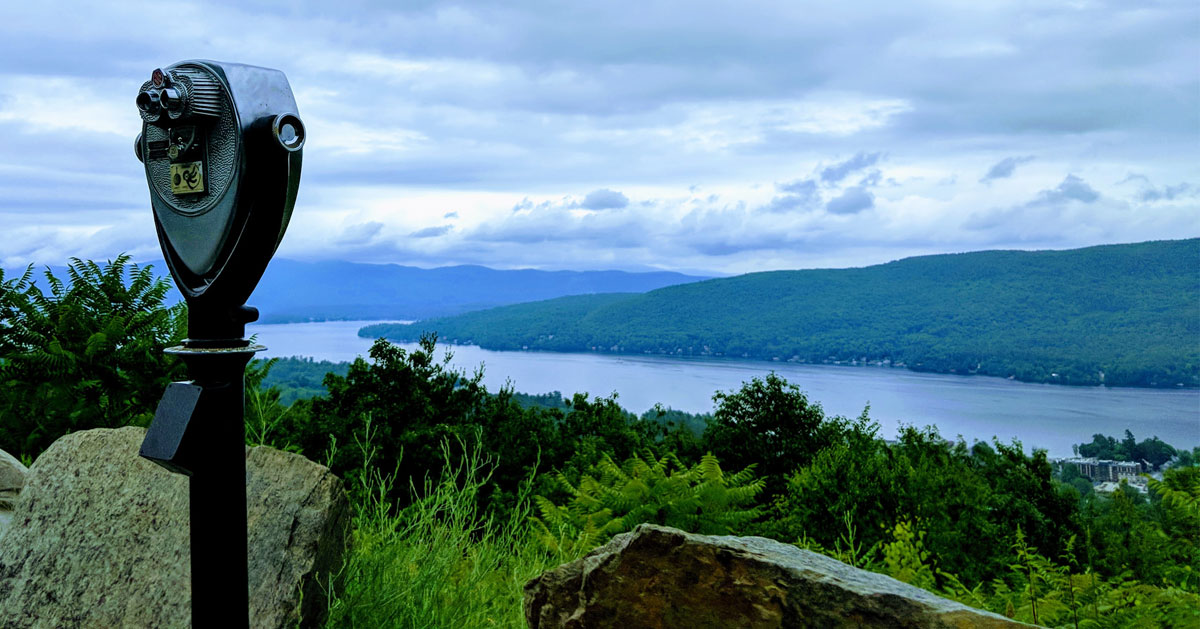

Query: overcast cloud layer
1;1;1197;274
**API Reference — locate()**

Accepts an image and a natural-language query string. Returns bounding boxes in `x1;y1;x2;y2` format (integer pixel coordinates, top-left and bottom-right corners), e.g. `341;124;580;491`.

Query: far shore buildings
1058;457;1151;494
1062;457;1145;482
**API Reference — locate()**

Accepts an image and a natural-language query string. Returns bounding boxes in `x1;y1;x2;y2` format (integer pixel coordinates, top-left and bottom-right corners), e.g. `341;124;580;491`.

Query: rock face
525;524;1026;629
0;427;349;628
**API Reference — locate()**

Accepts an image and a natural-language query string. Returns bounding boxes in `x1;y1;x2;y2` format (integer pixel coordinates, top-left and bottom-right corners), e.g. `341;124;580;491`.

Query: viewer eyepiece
161;87;184;111
136;90;161;116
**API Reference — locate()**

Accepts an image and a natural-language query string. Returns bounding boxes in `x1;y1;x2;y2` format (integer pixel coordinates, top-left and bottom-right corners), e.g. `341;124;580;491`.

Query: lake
246;320;1200;457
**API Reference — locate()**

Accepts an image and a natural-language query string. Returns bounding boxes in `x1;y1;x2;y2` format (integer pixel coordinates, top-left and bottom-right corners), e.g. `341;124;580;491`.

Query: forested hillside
364;239;1200;388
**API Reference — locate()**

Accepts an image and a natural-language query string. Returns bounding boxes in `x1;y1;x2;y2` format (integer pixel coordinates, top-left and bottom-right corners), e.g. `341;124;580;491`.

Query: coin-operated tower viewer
133;60;305;628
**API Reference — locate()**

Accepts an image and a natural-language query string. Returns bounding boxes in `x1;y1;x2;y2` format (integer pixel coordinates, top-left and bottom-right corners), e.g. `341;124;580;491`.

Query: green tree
1121;429;1137;461
756;410;897;550
1133;436;1176;469
551;392;658;480
1078;433;1120;460
702;373;851;495
1075;431;1181;469
280;335;488;503
0;257;186;458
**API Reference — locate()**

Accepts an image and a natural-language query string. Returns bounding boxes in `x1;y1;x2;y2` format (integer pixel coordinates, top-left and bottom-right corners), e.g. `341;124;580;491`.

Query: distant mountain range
3;259;708;323
251;260;709;322
362;239;1200;389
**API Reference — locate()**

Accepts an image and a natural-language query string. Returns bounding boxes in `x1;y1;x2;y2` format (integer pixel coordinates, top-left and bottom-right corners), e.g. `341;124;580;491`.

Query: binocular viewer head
135;60;304;345
135;67;203;122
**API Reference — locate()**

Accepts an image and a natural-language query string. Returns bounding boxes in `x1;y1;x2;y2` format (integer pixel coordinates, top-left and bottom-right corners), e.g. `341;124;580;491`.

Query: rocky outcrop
0;449;27;536
525;524;1026;629
0;427;349;628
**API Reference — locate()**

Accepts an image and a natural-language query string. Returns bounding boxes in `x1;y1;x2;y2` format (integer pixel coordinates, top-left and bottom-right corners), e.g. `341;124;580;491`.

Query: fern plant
0;256;186;458
1145;468;1200;592
530;450;764;554
1147;470;1200;518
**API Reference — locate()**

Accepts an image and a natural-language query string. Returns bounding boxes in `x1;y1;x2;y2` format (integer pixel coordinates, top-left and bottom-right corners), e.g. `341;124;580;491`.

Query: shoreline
358;329;1198;392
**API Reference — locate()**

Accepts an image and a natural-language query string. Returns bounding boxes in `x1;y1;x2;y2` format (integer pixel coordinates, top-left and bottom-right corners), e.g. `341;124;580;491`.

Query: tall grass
323;421;579;628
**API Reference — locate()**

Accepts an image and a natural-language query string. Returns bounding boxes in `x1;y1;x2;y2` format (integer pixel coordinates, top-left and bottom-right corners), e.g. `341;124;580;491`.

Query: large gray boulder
0;448;28;537
0;448;26;506
0;427;349;628
525;524;1026;629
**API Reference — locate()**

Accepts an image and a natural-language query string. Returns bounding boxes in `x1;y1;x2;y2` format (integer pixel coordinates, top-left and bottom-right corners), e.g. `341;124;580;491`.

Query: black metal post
143;344;261;628
175;346;257;629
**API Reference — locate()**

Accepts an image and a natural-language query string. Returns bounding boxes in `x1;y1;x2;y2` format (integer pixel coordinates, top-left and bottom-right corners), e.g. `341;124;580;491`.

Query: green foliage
471;388;663;515
639;404;709;462
324;430;572;629
510;390;570;410
258;356;350;405
787;511;881;572
768;424;1081;586
274;335;488;504
881;520;937;591
1077;430;1177;468
1145;467;1200;592
5;257;1196;624
703;372;853;496
0;256;186;458
549;392;658;480
1149;467;1200;518
531;451;763;555
209;341;1200;625
243;358;305;455
267;334;665;514
367;239;1200;388
816;517;1200;628
1176;448;1198;468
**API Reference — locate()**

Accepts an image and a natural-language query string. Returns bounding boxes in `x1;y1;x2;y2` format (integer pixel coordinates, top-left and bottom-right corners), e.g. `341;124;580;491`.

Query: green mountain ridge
361;239;1200;388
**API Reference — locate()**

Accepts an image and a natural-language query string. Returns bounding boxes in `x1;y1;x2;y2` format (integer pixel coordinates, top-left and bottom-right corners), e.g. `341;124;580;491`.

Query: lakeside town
1055;457;1162;494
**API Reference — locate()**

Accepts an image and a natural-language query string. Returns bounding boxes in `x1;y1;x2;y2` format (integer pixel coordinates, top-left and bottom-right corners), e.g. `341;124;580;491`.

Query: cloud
763;194;814;213
580;188;629;210
825;187;874;214
980;156;1034;182
959;172;1172;246
1117;173;1150;186
778;178;818;195
409;224;453;238
1116;175;1195;203
0;2;1197;275
1035;175;1100;205
966;174;1100;233
1137;183;1192;202
764;178;820;213
858;169;882;187
820;152;881;183
337;221;384;246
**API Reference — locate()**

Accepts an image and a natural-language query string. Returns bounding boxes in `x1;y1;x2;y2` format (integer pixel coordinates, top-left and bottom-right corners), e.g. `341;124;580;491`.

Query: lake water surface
247;320;1200;457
